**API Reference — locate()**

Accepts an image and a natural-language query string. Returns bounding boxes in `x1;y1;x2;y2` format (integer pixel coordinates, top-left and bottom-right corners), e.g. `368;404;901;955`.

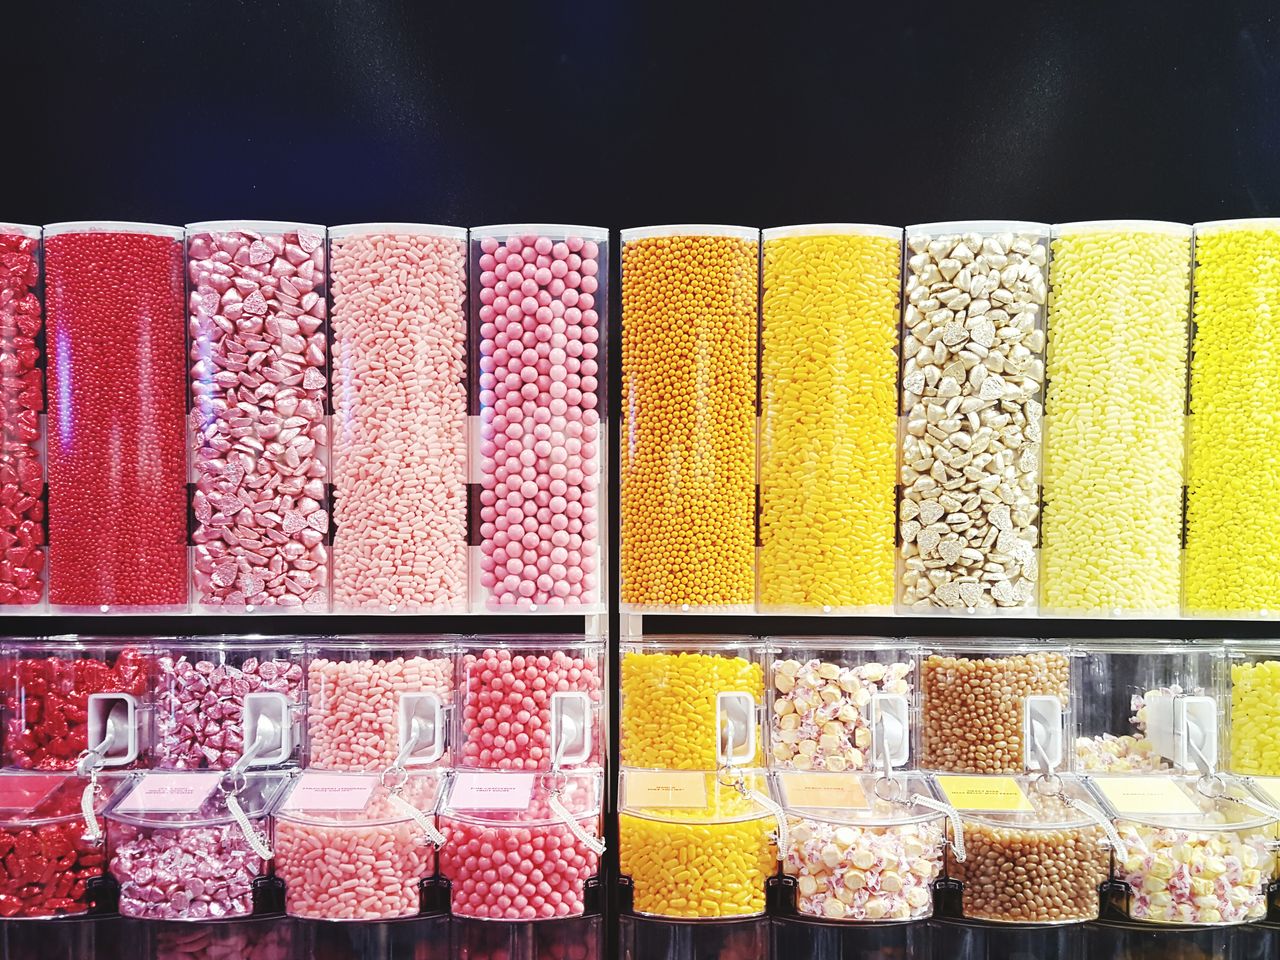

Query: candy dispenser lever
871;694;909;772
550;692;591;767
84;693;139;768
397;693;443;767
238;692;291;769
717;692;755;766
1148;694;1218;772
1023;695;1063;773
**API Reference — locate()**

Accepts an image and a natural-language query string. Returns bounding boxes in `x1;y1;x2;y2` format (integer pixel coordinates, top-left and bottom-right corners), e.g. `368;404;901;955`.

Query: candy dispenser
0;224;45;610
0;771;123;918
621;638;764;771
1093;774;1278;925
305;637;454;772
273;769;441;921
152;638;304;770
1227;640;1280;775
620;225;758;613
918;640;1072;775
897;221;1048;615
456;638;604;772
618;770;779;920
106;771;287;921
43;221;187;612
4;639;152;771
329;224;469;614
438;770;604;920
1041;221;1192;618
775;771;945;922
186;220;329;613
758;224;901;614
620;916;768;960
471;224;607;614
765;638;917;773
939;774;1110;924
1074;640;1226;775
1185;220;1280;618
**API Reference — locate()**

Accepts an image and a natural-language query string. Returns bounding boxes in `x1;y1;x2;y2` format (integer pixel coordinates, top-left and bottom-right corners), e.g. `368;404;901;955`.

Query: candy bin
472;224;607;614
186;220;329;613
618;770;780;920
131;917;297;960
0;224;45;610
919;640;1072;775
620;225;758;613
106;770;287;920
453;915;602;960
766;638;917;773
0;771;123;918
1227;640;1280;775
771;915;931;959
1041;221;1192;618
938;774;1111;924
294;914;449;960
1074;640;1226;775
620;915;767;960
329;224;469;615
152;637;304;770
273;769;441;921
775;772;945;922
306;637;455;771
4;638;152;771
42;222;188;612
758;224;901;615
457;638;604;771
1094;774;1279;926
621;638;764;771
439;770;604;920
897;222;1048;615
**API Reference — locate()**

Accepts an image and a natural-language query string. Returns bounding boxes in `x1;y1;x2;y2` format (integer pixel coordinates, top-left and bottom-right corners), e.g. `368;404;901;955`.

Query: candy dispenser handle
550;692;591;768
871;694;909;774
236;692;291;770
79;769;103;844
1062;794;1128;862
911;793;964;863
387;789;446;848
548;789;606;857
226;790;274;861
1024;696;1062;774
717;692;755;766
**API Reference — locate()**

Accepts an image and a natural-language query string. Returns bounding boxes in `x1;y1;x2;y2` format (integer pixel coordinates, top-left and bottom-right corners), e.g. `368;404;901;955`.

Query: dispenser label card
1092;777;1199;816
117;772;221;813
936;776;1033;812
778;772;868;809
283;773;378;812
625;771;707;808
449;773;535;811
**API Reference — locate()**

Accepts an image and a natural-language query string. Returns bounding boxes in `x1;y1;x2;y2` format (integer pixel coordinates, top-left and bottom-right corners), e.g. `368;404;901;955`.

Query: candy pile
476;230;603;611
770;658;912;771
898;227;1045;612
307;653;453;770
154;653;302;769
0;782;107;917
330;230;468;612
1114;822;1275;925
782;816;943;921
111;823;263;920
620;230;758;608
459;648;602;770
4;647;150;769
1075;688;1176;773
1230;658;1280;775
188;225;329;610
0;229;44;607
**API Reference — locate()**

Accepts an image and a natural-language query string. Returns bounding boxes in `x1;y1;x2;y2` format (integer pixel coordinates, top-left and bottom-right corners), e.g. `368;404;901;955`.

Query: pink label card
449;773;536;811
283;773;379;812
117;772;221;813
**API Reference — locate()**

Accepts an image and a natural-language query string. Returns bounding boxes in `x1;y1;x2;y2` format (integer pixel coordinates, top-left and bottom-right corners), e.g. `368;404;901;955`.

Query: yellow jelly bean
1186;223;1280;614
758;229;900;611
1230;658;1280;774
1042;224;1191;615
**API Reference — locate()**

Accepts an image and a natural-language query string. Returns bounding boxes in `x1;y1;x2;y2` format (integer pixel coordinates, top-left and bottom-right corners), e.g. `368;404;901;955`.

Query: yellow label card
778;772;869;809
625;771;707;809
1092;777;1199;816
936;775;1033;812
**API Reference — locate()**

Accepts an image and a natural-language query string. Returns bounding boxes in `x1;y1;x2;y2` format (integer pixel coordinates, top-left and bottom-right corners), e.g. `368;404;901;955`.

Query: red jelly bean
0;227;44;606
44;224;188;609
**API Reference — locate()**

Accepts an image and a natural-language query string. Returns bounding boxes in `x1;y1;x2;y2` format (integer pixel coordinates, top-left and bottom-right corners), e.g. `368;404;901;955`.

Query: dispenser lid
441;770;601;826
274;770;440;827
1091;775;1275;832
0;772;124;827
106;771;288;828
777;772;942;827
935;774;1100;829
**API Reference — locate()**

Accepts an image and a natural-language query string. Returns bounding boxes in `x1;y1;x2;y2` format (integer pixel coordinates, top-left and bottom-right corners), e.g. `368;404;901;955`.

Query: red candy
4;646;151;769
44;226;188;608
0;229;44;606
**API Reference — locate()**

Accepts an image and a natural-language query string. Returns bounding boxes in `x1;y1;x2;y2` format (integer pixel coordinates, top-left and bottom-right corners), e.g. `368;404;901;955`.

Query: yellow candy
1042;225;1191;614
1230;659;1280;774
758;230;900;610
1187;224;1280;613
620;650;764;769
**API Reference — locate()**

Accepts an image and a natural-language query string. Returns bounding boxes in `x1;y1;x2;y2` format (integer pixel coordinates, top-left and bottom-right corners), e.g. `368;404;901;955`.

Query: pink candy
460;648;602;770
330;230;469;611
150;920;292;960
111;823;264;920
188;225;329;611
476;231;603;611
